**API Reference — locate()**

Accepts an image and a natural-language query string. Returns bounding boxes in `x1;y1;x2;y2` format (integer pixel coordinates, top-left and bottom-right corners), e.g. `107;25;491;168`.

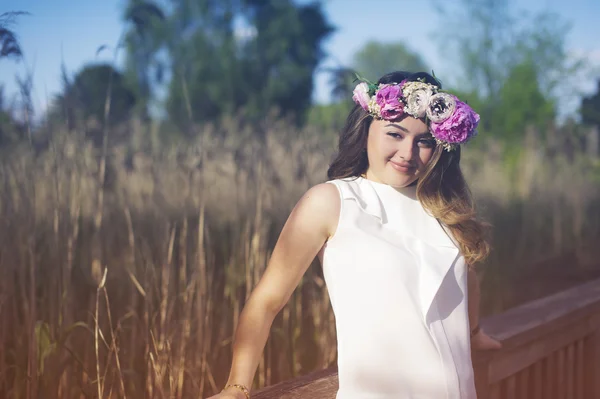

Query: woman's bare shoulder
301;182;340;207
293;182;340;238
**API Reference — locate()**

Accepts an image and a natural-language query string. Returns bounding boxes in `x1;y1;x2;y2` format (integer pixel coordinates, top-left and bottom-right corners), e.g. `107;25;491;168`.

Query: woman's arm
468;267;502;351
213;183;341;397
467;266;479;333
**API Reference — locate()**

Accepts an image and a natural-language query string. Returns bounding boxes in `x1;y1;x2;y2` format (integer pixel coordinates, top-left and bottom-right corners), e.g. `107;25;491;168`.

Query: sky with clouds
1;0;599;118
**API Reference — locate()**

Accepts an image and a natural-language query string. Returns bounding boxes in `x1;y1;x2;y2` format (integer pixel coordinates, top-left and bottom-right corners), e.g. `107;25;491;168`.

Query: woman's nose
398;139;416;161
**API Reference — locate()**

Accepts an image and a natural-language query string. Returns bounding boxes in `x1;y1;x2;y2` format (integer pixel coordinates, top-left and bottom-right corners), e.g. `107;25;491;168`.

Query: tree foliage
123;0;333;130
53;64;136;129
433;0;580;139
324;41;428;113
122;1;166;120
492;61;555;144
581;80;600;129
352;41;428;82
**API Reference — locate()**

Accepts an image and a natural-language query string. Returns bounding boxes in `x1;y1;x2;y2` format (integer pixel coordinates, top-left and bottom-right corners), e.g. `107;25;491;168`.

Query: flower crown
352;76;480;151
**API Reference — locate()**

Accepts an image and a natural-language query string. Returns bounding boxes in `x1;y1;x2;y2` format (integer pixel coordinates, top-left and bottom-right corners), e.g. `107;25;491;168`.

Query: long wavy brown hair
327;71;490;267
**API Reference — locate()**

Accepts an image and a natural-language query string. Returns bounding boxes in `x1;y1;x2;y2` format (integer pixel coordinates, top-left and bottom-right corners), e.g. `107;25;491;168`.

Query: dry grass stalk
0;119;598;397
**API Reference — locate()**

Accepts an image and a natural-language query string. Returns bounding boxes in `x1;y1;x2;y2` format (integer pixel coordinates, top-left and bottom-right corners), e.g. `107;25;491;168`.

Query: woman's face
364;117;436;188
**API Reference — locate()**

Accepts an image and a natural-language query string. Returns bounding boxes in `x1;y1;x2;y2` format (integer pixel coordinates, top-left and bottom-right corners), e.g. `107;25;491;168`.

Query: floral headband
352;77;480;151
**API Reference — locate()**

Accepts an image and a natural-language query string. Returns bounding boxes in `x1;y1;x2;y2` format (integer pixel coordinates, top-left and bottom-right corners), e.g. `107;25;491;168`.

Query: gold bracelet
222;383;251;399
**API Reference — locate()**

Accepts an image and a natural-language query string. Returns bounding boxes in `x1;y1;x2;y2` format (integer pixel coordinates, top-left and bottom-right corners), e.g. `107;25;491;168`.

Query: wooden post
584;329;600;398
473;353;491;399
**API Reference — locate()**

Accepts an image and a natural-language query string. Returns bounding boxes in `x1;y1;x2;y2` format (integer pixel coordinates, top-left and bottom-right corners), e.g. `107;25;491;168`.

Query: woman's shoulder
323;176;363;196
300;182;341;214
289;182;341;238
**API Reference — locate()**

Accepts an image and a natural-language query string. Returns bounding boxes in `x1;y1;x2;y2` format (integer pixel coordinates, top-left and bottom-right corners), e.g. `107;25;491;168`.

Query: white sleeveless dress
321;176;476;399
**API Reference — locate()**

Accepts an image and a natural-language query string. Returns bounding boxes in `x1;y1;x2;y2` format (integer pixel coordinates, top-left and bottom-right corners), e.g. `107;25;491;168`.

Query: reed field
0;116;599;398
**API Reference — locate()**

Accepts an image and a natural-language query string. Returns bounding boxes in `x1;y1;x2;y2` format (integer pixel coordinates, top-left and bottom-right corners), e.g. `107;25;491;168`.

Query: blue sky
1;0;599;118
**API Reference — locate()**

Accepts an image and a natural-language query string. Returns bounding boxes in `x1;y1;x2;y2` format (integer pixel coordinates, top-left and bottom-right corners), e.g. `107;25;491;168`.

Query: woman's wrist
470;324;481;338
222;383;251;398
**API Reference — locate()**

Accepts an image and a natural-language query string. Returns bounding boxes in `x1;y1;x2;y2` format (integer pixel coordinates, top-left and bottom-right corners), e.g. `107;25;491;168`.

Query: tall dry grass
0;116;598;398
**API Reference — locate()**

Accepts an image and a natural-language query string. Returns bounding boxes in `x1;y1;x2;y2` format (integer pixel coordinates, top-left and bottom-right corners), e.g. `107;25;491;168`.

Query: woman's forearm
467;267;480;331
224;296;278;390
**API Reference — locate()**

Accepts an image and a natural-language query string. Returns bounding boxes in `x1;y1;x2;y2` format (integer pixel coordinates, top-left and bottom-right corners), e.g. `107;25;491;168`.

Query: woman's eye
387;132;402;139
418;139;435;148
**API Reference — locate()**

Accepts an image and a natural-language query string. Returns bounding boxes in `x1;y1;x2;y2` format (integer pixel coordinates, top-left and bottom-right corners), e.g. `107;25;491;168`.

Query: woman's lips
389;160;415;173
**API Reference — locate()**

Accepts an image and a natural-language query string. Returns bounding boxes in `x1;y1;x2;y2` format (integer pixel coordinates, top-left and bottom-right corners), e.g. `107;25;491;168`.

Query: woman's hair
327;71;490;267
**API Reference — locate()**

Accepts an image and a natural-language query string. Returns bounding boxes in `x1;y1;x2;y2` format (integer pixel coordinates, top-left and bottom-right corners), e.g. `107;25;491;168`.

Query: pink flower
430;97;480;145
375;84;404;120
352;82;371;111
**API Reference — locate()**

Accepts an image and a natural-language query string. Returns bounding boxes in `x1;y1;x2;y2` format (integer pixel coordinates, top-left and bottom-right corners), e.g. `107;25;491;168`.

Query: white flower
402;81;437;99
426;93;456;123
404;89;432;118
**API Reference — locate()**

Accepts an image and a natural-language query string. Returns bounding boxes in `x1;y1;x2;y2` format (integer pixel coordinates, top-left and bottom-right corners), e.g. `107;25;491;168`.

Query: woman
209;71;501;399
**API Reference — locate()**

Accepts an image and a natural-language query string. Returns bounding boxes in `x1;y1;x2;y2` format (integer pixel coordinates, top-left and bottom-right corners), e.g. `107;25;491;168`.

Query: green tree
352;41;429;82
581;79;600;129
433;0;583;139
327;66;356;104
123;0;333;131
433;0;513;100
242;0;334;125
322;41;428;111
492;61;555;142
122;1;165;120
306;102;348;133
50;2;162;132
53;64;136;131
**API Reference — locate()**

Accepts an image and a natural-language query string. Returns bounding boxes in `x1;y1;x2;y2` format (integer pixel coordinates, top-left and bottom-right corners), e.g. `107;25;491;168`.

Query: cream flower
426;93;456;123
368;96;381;116
401;81;437;99
404;89;432;118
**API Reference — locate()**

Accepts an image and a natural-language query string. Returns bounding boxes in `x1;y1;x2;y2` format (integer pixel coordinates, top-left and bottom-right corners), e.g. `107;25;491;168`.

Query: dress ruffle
335;176;461;324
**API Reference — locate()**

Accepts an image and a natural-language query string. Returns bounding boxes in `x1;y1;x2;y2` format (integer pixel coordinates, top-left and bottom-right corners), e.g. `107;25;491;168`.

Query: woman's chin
386;176;418;189
385;169;418;187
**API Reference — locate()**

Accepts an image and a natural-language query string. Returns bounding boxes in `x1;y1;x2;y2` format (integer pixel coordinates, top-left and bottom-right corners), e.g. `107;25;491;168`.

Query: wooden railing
252;278;600;399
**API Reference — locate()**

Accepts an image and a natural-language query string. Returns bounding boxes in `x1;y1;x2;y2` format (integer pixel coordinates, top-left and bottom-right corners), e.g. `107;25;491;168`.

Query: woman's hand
471;328;502;351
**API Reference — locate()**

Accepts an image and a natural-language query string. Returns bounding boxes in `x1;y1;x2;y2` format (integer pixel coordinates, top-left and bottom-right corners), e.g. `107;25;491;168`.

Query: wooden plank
252;367;337;399
489;383;501;399
518;367;529;399
474;363;490;399
584;330;600;398
506;374;516;398
477;279;600;347
566;343;575;397
557;347;566;399
473;351;493;399
575;339;584;399
532;360;543;399
546;352;556;399
487;321;593;383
